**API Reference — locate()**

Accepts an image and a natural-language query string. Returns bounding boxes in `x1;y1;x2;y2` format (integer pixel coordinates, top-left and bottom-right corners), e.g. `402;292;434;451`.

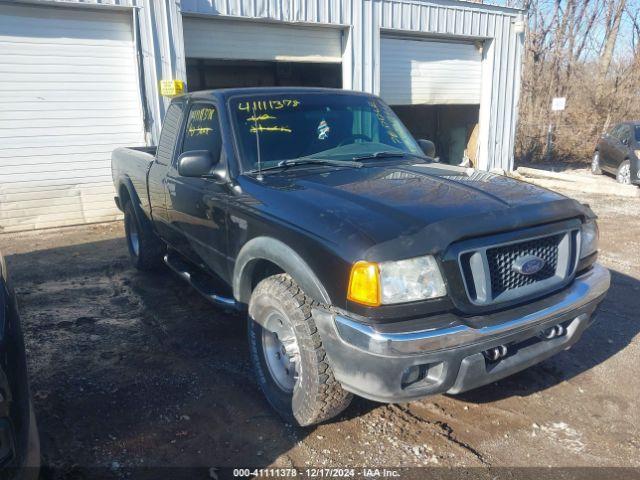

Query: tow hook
483;344;508;362
539;324;566;340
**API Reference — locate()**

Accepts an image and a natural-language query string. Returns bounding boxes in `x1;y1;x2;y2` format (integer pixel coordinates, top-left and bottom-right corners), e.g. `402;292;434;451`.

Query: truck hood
237;162;591;261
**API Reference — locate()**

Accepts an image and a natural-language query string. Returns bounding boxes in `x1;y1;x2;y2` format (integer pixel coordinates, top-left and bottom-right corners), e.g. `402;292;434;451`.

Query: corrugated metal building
0;0;525;232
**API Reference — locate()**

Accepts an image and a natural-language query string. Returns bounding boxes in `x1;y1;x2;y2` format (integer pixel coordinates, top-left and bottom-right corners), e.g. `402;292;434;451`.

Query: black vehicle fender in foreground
115;177;143;216
115;177;156;238
0;253;40;478
233;236;331;306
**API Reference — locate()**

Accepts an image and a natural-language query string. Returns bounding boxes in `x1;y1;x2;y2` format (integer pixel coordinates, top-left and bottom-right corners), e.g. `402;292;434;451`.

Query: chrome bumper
313;264;610;402
334;264;610;357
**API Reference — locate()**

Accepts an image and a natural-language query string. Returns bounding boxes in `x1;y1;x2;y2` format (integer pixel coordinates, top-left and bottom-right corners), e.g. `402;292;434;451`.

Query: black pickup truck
112;88;610;426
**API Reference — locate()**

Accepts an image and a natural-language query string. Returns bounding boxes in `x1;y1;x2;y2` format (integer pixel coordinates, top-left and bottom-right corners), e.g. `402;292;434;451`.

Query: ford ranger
111;88;610;426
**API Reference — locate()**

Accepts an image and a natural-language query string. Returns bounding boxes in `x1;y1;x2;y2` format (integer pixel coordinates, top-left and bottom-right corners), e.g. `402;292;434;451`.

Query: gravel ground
1;183;639;479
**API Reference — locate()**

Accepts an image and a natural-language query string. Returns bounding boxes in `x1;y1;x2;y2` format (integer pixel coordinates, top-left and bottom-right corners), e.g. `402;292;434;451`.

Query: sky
483;0;639;59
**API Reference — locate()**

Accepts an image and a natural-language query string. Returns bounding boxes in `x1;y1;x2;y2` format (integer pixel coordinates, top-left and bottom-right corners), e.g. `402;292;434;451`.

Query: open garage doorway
182;17;344;91
380;35;484;167
391;105;480;166
186;59;342;90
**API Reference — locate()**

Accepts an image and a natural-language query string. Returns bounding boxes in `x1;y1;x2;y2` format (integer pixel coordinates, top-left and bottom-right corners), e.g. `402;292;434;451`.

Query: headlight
347;255;446;306
580;220;599;259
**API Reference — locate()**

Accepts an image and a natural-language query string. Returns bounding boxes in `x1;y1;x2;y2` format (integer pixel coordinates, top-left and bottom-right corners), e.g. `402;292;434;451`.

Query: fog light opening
539;323;566;340
401;362;444;389
482;344;508;362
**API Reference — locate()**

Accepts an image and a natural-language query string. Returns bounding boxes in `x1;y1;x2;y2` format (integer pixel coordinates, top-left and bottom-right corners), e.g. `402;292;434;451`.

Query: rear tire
616;160;631;185
123;202;164;270
591;151;602;175
247;274;352;426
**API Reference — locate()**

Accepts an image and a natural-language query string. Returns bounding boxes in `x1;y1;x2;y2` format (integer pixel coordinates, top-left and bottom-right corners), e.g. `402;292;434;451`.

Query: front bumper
314;264;611;402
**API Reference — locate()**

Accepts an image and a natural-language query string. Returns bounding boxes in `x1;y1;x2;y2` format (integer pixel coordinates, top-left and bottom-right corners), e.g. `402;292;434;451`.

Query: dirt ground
1;183;639;478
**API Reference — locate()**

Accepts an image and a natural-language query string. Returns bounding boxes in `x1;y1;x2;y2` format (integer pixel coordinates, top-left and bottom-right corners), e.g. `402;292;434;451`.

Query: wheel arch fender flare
233;237;331;306
117;176;154;233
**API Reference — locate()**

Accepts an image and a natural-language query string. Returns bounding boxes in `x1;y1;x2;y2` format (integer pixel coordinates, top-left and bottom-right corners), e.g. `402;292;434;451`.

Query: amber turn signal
347;261;381;306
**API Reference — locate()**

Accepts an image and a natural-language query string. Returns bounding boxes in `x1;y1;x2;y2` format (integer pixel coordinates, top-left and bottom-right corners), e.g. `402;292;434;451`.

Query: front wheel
247;274;352;426
616;160;632;185
591;152;602;175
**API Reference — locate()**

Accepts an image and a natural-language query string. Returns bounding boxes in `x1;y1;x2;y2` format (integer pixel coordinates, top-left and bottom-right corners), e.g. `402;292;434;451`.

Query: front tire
248;274;352;426
123;202;164;270
616;160;631;185
591;151;602;175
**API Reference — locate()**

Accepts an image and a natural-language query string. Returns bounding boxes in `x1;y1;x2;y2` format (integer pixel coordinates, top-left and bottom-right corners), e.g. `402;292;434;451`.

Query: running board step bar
163;253;241;311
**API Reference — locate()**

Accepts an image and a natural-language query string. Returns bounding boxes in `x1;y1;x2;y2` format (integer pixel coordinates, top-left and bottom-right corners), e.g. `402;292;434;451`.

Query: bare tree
599;0;627;77
513;0;640;163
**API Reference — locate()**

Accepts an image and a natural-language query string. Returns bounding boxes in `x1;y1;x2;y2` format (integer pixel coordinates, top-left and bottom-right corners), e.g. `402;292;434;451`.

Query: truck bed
111;146;157;214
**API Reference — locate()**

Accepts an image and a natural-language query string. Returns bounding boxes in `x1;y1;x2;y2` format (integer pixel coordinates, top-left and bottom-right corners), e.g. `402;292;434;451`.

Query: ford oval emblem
512;255;545;276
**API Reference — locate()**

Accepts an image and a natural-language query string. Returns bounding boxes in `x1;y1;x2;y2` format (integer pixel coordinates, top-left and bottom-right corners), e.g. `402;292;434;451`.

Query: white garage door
380;37;482;105
0;4;145;232
183;17;343;63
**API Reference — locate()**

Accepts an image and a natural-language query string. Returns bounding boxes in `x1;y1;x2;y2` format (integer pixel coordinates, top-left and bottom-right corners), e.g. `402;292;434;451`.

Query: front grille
458;229;579;306
486;234;561;296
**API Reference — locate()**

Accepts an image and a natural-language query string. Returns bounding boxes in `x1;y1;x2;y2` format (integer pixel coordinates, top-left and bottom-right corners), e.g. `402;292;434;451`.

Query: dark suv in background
0;251;39;479
592;121;640;185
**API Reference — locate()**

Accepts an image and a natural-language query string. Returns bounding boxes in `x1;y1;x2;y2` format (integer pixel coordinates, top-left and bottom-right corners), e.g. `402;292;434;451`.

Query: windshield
229;93;423;172
635;125;640;142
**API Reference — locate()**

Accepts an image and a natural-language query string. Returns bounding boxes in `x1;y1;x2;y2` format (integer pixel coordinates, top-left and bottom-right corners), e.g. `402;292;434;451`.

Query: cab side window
156;103;184;166
182;104;222;158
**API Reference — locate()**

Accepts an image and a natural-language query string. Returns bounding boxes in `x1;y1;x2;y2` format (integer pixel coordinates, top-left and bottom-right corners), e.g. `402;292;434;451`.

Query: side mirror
177;150;216;177
417;139;436;158
622;137;629;146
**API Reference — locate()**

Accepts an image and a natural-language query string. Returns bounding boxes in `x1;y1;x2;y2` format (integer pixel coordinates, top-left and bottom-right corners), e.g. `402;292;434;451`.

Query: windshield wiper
278;158;363;168
351;151;407;161
245;157;363;175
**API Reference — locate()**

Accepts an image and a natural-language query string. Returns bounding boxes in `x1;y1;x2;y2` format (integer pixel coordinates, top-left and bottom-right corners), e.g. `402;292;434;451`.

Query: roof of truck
182;87;376;101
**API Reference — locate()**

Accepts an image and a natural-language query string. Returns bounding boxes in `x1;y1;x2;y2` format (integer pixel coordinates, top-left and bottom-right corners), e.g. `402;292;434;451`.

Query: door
182;17;343;63
600;126;617;170
380;37;482;105
0;3;145;232
379;37;482;164
612;125;633;169
166;103;229;278
603;125;626;170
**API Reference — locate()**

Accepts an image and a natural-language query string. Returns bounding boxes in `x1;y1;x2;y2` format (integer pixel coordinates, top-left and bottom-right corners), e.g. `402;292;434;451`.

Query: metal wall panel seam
498;15;514;171
506;19;524;172
487;12;501;168
138;0;163;141
498;17;515;171
492;14;508;170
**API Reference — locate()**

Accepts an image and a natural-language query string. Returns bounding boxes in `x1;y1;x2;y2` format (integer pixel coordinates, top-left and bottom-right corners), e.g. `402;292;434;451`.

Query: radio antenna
252;105;263;181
